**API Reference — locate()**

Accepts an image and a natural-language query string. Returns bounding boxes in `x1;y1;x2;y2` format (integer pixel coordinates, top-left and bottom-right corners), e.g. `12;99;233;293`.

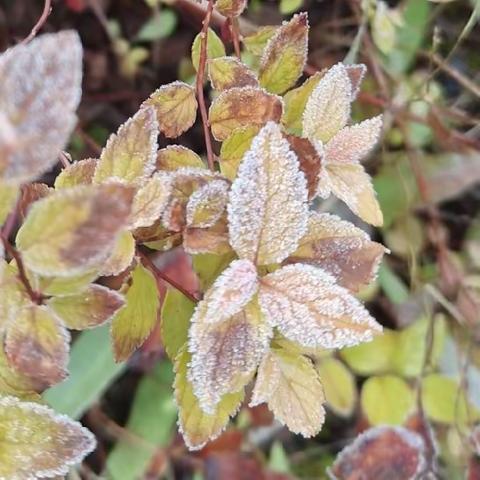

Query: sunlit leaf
54;158;97;189
47;284;124;330
191;28;226;71
174;347;244;450
361;375;414;426
156;145;204;171
243;26;278;55
317;357;357;417
5;304;70;389
186;179;229;228
0;31;82;183
258;13;309;94
161;288;195;361
250;348;325;437
330;426;426;480
93;107;158;186
209;87;283;141
208;56;258;91
0;396;96;479
303;63;351;143
287;212;386;291
16;184;134;277
259;264;382;349
99;230;135;277
143;81;198;138
214;0;247;17
111;262;160;362
228;122;308;265
189;300;271;412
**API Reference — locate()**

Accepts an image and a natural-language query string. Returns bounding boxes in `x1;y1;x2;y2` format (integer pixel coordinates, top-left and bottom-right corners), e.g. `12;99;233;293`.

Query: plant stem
195;0;216;172
22;0;52;44
230;17;242;59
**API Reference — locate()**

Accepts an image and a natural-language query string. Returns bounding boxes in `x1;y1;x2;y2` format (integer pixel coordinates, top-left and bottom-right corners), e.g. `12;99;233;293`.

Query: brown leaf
204;452;265;480
209;87;283;141
183;215;231;255
18;183;51;220
330;426;427;480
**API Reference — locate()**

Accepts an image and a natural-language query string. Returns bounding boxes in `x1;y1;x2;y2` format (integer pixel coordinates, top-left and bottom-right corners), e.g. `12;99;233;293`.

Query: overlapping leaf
208;56;258;91
186;180;229;228
156;145;204;171
191;28;226;71
214;0;247;17
54;158;97;189
99;230;136;277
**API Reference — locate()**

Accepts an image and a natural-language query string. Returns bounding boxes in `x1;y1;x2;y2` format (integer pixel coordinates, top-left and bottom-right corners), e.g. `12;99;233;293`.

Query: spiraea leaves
287;212;386;291
0;396;96;479
208;56;258;91
54;158;97;189
174;348;244;450
258;13;309;95
191;28;226;72
156;145;204;171
189;300;271;412
258;264;382;349
214;0;247;17
93;106;158;186
250;348;325;437
0;31;82;183
209;87;283;141
16;184;134;277
143;81;198;138
228;122;308;265
186;180;229;228
111;262;160;362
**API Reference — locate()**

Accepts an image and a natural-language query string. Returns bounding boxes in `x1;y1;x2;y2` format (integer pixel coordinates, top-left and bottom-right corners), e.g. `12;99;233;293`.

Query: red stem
230;17;241;59
21;0;52;44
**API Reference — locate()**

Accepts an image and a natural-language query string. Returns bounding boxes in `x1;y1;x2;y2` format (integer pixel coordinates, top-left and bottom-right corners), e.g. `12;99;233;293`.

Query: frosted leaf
323;163;383;227
129;172;172;229
186;180;229;229
54;158;97;189
190;259;258;325
302;63;352;143
258;264;382;349
188;300;271;413
183;215;231;255
156;145;204;171
325;115;383;165
0;396;96;479
0;31;82;183
287;212;387;291
228;122;308;265
250;348;325;437
93;106;158;186
99;230;135;277
345;64;367;100
208;56;258;91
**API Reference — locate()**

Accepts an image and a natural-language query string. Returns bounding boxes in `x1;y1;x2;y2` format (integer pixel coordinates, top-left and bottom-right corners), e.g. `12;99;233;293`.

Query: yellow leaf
209;87;283;141
143;81;198;138
243;26;278;55
191;28;226;71
5;304;70;389
208;56;258;91
258;13;309;94
99;230;136;277
156;145;204;171
111;262;160;362
0;32;82;183
47;284;124;330
16;184;134;277
0;396;95;478
214;0;247;17
36;269;99;297
54;158;97;189
0;180;19;226
0;347;39;399
228;122;308;265
174;347;244;450
94;107;158;186
250;348;325;437
258;264;382;349
186;180;229;228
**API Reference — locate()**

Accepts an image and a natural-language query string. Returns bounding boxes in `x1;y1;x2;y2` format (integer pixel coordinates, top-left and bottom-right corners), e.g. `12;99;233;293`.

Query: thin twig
138;250;198;303
21;0;52;44
195;0;216;171
230;17;242;59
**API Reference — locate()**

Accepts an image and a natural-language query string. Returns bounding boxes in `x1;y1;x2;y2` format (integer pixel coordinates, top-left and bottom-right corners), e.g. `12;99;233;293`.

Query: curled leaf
208;56;258;91
228;122;308;265
258;264;382;349
209;87;283;141
258;12;309;94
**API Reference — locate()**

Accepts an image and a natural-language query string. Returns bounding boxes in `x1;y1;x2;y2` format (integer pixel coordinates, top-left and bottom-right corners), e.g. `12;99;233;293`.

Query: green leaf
0;181;19;226
191;28;226;71
36;269;99;297
106;361;177;479
243;26;278;56
280;0;303;14
421;373;480;426
136;9;177;42
0;396;95;479
111;262;160;362
161;288;195;360
192;252;236;291
44;325;125;419
361;375;414;426
378;262;410;304
269;441;291;474
317;357;357;417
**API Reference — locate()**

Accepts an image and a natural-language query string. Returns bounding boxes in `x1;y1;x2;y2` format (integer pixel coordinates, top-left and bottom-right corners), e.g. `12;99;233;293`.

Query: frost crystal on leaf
188;301;271;413
186;180;229;229
228;122;308;265
302;63;352;143
190;259;259;325
250;349;326;437
345;64;367;100
258;264;382;349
